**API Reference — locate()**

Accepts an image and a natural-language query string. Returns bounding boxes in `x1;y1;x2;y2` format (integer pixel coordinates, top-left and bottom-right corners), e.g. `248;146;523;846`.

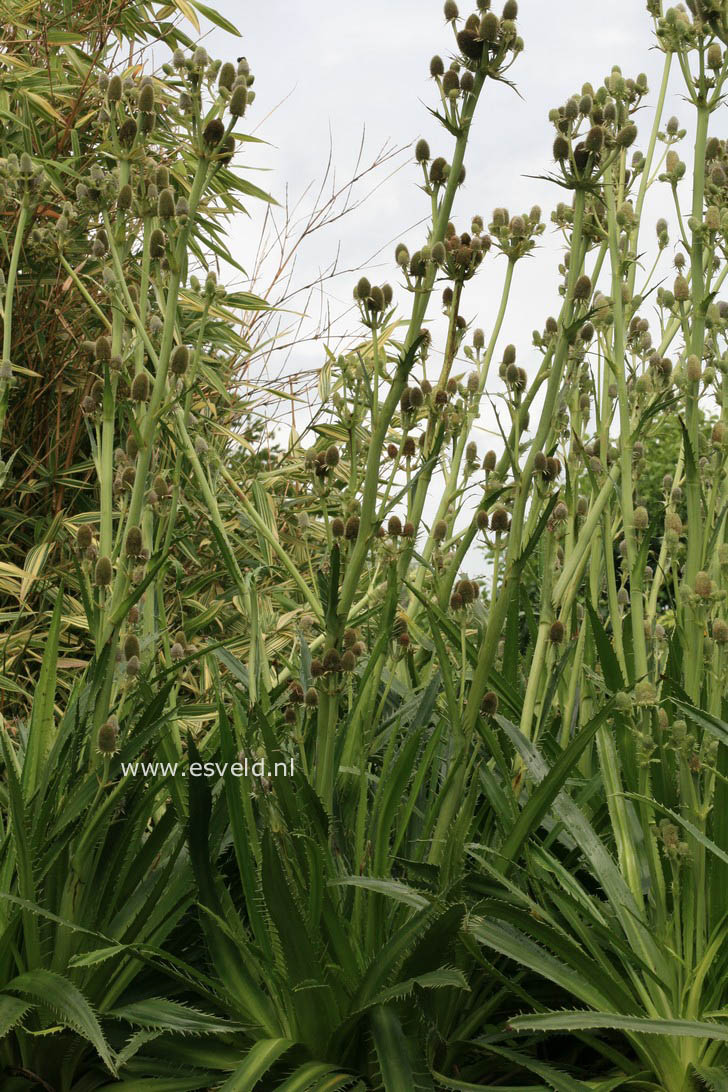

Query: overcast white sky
192;2;689;405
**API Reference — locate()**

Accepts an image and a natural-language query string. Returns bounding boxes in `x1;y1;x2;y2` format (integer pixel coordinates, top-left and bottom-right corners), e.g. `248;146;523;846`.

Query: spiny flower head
98;717;119;755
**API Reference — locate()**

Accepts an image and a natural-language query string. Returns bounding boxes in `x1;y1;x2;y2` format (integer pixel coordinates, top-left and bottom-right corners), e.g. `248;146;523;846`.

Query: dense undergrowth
2;1;728;1090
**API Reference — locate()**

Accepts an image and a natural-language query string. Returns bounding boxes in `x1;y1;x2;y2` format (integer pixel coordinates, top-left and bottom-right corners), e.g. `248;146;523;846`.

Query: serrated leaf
6;969;115;1072
217;1039;295;1090
0;994;34;1037
111;997;243;1034
509;1010;728;1041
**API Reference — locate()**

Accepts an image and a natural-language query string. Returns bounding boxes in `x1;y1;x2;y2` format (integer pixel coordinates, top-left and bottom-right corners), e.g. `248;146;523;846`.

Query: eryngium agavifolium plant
218;0;728;1088
6;0;728;1088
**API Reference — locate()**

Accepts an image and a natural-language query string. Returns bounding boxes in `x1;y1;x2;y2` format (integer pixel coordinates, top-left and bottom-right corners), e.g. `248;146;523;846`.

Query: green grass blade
22;588;63;797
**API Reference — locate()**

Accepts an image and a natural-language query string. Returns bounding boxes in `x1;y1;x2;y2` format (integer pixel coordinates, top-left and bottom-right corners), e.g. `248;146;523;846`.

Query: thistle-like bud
429;54;445;80
331;517;345;538
77;524;94;550
502;0;517;18
481;691;499;715
171;641;185;660
480;12;500;40
230;84;248;116
395;243;410;268
138;111;155;135
95;556;113;586
545;455;562;480
549;620;565;643
170;345;189;375
585;125;604;153
713;619;728;644
476;509;489;530
444;0;459;21
615;123;637;148
415;138;430;163
473;328;485;349
345;515;360;540
124;634;140;660
483;450;497;472
117;183;133;210
442;71;459;95
553;135;569;161
434;520;448;542
323;648;341;672
305;687;319;707
158;187;175;219
131;372;150;402
674;275;689;302
118;119;137;148
457;28;483;61
341;650;357;672
430;157;448;185
126;655;140;677
107;75;122;103
325;444;340;467
695;571;713;598
138;82;154;113
369;285;385;311
491;506;509;533
219;62;236;90
707;43;723;70
203;118;225;147
125;525;143;557
356;276;371;301
573;274;592;301
388;515;403;537
95;335;111;363
633;505;649;530
150;228;165;258
98;718;118;754
686;355;701;382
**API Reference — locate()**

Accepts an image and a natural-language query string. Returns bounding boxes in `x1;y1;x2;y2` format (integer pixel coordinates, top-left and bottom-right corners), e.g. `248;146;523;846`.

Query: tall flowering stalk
310;0;530;808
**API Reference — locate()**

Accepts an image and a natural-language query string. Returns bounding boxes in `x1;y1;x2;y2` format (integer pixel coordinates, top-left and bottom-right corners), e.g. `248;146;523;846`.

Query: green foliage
3;0;728;1089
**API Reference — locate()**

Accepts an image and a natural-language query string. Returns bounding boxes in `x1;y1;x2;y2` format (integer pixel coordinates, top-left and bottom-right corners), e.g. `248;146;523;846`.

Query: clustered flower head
549;67;645;187
489;205;543;258
353;276;394;326
434;1;524;85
